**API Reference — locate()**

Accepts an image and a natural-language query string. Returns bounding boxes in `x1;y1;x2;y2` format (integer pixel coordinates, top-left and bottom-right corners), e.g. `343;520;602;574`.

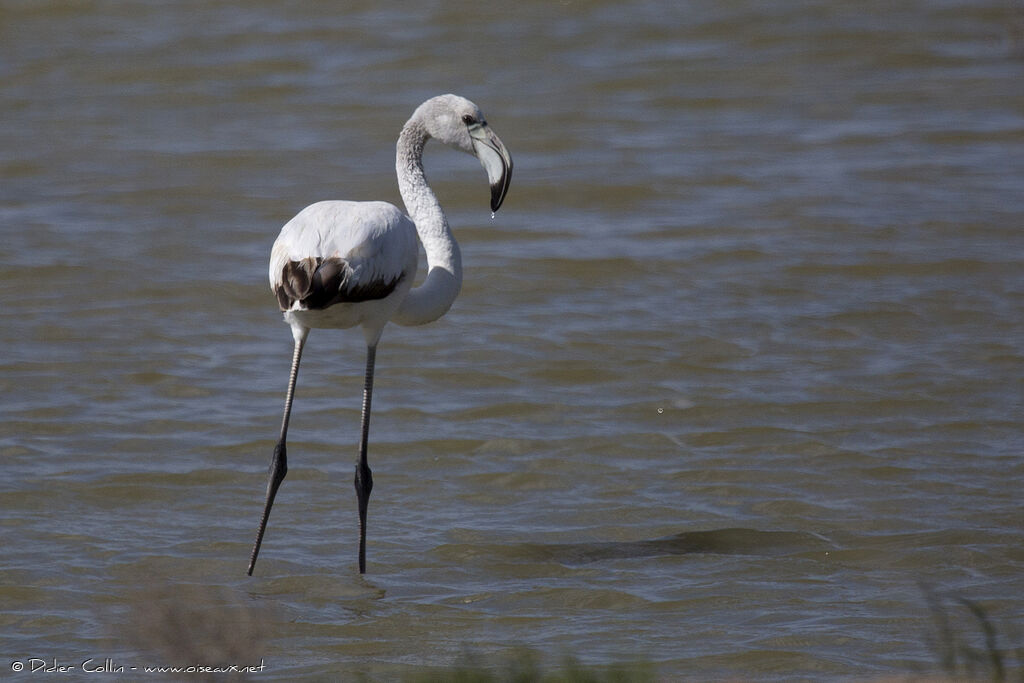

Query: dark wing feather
275;256;402;312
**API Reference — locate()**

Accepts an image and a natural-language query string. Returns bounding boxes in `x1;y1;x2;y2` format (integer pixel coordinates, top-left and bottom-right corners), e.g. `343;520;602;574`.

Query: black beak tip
490;184;505;212
490;166;511;212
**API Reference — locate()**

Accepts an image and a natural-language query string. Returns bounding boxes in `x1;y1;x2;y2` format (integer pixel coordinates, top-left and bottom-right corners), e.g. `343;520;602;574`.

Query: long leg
247;325;309;576
354;344;376;574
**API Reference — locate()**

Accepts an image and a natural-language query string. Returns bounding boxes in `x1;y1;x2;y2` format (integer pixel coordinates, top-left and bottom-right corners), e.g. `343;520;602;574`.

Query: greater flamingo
247;94;512;575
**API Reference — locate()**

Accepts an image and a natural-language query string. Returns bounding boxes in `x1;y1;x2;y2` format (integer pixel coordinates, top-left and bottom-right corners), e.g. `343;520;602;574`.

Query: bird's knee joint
270;442;288;480
354;461;373;496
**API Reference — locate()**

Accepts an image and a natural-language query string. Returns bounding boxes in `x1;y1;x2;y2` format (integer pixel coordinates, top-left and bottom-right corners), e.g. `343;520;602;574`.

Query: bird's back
270;200;418;317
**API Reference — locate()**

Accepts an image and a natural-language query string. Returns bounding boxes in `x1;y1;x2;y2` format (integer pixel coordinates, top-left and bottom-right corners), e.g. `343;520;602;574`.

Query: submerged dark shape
435;528;835;567
559;528;834;562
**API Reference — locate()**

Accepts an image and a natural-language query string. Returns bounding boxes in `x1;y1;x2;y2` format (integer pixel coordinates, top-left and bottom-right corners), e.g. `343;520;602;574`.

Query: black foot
247;441;288;576
354;460;373;573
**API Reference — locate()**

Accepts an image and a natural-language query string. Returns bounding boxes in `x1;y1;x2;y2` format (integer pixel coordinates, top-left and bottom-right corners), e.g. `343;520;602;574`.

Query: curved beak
469;124;513;212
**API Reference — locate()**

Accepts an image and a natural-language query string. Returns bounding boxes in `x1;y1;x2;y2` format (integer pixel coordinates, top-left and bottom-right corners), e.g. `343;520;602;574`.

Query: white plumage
269;201;418;334
247;94;513;575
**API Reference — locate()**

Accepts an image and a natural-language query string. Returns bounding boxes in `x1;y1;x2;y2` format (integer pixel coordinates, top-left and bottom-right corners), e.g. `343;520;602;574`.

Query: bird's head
414;94;513;212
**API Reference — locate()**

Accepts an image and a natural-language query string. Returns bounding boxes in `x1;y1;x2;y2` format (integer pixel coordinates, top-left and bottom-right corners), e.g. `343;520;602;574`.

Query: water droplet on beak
490;212;496;220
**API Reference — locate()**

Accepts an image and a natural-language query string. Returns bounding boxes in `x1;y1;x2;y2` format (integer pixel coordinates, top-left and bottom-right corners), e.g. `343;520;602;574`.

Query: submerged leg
354;344;377;574
247;325;309;576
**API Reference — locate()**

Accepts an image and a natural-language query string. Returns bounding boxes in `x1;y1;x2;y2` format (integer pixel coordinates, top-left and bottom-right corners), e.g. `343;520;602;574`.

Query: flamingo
246;94;513;575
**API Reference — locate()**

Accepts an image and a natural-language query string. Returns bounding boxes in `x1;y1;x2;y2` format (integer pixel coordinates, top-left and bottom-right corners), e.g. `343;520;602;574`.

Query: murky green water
2;0;1023;680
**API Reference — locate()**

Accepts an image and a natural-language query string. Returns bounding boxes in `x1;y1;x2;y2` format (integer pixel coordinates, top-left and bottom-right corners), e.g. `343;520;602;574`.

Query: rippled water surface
2;0;1023;680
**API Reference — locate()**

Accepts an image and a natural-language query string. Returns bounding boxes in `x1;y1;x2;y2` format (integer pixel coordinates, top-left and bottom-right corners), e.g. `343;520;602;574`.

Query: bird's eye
461;114;475;125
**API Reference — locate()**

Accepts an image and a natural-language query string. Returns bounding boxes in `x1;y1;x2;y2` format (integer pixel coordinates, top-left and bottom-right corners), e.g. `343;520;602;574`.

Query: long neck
393;118;463;326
